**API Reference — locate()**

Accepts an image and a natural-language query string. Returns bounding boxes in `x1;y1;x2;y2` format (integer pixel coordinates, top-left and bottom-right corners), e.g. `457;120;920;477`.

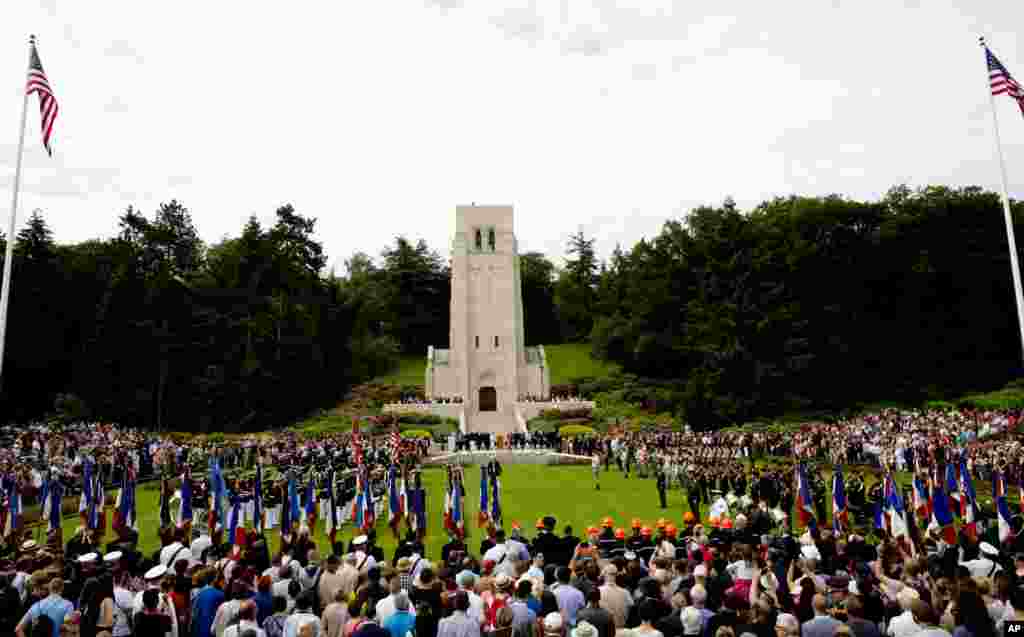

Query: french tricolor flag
931;466;957;545
795;463;816;530
993;471;1015;544
831;465;847;534
957;456;978;542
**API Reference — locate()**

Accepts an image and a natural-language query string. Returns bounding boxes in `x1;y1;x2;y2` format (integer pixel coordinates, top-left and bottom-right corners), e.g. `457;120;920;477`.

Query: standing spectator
322;590;350;637
286;592;322;637
800;595;840;637
437;592;481;637
552;569;584;629
225;601;267;637
133;589;173;637
16;579;74;637
575;591;612;637
382;593;416;637
263;597;291;637
597;570;628;630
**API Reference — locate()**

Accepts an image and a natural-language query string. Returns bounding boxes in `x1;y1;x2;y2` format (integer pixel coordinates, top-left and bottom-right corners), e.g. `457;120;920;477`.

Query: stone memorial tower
426;205;548;432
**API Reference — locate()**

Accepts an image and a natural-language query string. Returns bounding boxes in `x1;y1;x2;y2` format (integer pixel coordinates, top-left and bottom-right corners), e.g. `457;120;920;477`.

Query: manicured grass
27;459;1010;562
371;355;429;386
544;343;620;386
369;344;619;390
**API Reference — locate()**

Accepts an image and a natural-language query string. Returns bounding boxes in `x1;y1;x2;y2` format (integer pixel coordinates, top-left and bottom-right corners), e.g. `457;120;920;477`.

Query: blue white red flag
993;471;1015;544
795;464;816;530
832;466;847;534
931;466;957;545
478;468;489;528
958;456;978;541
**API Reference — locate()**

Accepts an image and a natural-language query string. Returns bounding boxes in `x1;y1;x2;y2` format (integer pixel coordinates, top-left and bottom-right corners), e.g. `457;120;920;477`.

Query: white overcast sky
1;1;1023;272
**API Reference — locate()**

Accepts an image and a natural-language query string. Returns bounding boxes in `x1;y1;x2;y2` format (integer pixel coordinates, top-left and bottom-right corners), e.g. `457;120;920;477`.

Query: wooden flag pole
981;36;1024;366
0;35;34;389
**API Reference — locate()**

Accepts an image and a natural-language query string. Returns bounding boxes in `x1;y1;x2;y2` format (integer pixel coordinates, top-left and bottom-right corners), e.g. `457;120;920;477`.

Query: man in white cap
132;564;179;637
351;535;376;573
160;527;193;569
961;542;1002;578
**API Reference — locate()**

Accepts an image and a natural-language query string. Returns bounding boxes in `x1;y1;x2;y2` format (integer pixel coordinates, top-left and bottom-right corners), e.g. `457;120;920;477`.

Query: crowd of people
3;404;1024;637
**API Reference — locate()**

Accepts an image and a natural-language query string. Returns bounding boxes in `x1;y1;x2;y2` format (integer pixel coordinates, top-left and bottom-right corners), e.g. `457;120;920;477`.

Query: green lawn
544;343;620;386
24;458;1010;561
371;355;429;386
369;344;619;389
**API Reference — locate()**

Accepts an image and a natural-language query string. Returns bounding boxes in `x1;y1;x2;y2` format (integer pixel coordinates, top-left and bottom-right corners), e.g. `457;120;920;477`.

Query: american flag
352;418;363;466
987;45;1024;116
389;429;401;464
26;39;58;156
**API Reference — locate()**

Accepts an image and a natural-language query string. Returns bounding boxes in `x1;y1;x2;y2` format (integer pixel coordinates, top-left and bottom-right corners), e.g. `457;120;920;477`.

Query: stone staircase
468;406;520;434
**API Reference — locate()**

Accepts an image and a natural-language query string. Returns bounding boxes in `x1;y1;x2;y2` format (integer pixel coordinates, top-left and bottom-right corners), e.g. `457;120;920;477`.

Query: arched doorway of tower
478;386;497;412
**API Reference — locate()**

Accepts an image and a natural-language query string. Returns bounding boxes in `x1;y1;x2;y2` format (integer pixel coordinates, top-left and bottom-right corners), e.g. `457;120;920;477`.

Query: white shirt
352;551;377;573
191;535;213;562
887;609;920;637
483;544;516;577
225;621;266;637
112;587;134;637
458;588;486;625
961;557;1002;578
273;580;297;613
376;595;418;625
284;613;321;637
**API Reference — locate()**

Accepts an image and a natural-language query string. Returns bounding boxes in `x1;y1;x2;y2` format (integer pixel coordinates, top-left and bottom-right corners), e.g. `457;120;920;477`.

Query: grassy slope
369;343;619;389
31;459;1009;561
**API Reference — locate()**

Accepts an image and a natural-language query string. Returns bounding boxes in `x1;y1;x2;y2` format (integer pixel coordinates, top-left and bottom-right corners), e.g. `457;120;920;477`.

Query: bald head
812;594;827;613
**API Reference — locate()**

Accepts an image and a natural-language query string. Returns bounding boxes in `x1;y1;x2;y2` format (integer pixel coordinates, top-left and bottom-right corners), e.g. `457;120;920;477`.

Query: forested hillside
1;185;1021;430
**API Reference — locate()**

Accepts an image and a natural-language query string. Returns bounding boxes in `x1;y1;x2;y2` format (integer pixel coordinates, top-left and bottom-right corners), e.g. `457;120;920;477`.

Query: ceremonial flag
411;473;426;539
326;469;339;546
114;465;137;532
304;474;317;533
45;479;62;533
945;463;961;517
26;38;58;156
490;467;502;528
832;465;847;535
40;477;50;532
388;464;403;535
958;456;978;541
281;479;292;540
159;477;171;529
228;491;241;546
93;473;106;534
795;463;816;530
4;478;20;538
178;466;193;531
451;471;464;537
389;428;401;465
352;419;364;467
987;44;1024;117
288;474;300;534
362;466;375;530
883;473;910;551
79;457;93;529
208;457;225;536
443;467;453;534
398;468;408;528
993;471;1015;543
254;461;265;534
930;466;958;544
912;474;931;521
478;467;490;528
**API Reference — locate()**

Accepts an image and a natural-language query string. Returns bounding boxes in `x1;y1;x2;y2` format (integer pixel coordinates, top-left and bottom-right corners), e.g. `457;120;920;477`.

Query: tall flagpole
0;35;35;389
981;36;1024;365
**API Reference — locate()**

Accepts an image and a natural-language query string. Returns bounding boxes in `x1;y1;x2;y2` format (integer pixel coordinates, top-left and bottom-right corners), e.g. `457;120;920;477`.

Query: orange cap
666;525;678;537
721;518;733;529
656;518;668;529
586;526;599;535
640;526;652;536
602;517;614;528
631;518;642;529
511;521;520;530
614;528;626;539
709;517;720;528
683;512;696;524
535;518;545;529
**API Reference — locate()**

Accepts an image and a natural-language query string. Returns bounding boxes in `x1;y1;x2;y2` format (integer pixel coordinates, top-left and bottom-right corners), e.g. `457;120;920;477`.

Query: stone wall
515;401;596;423
424;451;591;466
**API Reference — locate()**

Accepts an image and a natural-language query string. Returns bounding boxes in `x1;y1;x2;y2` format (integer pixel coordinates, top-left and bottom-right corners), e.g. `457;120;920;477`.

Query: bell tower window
488;227;496;251
474;228;482;251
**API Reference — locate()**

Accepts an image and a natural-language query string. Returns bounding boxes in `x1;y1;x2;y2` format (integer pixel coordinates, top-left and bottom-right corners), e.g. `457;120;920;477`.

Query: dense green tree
519;252;559;345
